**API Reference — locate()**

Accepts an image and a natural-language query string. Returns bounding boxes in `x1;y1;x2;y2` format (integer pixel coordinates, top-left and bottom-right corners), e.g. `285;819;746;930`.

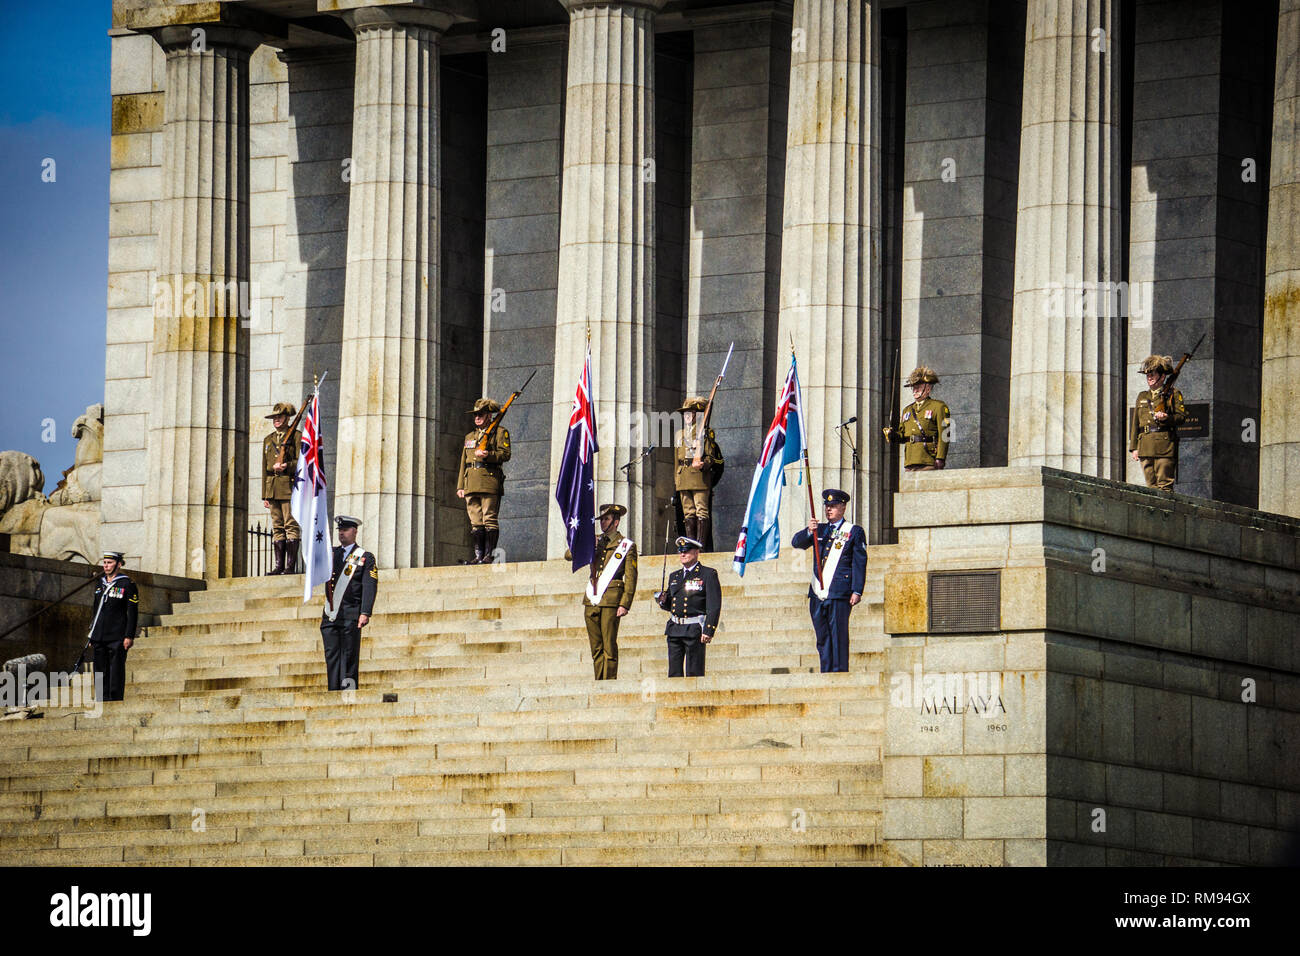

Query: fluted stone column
334;5;453;568
548;0;665;555
775;0;884;535
145;25;259;579
1261;0;1300;517
1007;0;1123;476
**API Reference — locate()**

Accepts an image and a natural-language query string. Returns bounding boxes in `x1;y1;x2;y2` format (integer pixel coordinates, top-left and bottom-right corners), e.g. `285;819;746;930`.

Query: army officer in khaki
583;503;638;680
1129;354;1186;491
883;366;951;470
457;397;511;564
262;401;302;575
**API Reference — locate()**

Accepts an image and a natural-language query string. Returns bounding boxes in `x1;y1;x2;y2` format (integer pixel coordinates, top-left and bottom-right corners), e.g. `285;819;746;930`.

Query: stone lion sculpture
0;404;105;564
0;451;44;515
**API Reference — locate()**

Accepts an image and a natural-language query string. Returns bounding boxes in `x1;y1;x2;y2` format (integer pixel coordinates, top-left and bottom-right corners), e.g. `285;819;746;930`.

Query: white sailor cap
674;536;703;553
335;515;362;528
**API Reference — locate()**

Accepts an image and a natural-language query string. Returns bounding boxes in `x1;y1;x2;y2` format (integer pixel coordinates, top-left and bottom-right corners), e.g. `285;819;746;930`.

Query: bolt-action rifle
475;369;538;452
691;343;734;468
273;397;312;472
1152;333;1205;418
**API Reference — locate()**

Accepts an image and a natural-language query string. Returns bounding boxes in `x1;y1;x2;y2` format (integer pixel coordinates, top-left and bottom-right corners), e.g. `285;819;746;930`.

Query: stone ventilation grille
928;569;1000;633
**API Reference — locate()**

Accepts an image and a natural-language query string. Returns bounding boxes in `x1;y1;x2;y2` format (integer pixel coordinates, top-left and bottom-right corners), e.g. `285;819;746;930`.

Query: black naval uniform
656;562;721;677
89;573;139;701
320;544;378;691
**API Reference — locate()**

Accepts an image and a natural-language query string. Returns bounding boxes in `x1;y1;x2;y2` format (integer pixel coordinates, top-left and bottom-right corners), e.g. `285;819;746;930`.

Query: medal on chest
685;578;703;593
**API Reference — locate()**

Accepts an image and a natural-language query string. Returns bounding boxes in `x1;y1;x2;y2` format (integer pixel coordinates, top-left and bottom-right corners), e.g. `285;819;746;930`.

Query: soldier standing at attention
320;515;378;692
1129;354;1186;491
882;366;951;471
655;535;721;678
674;397;723;546
89;550;139;702
583;503;638;680
792;490;867;674
261;402;302;574
457;397;511;564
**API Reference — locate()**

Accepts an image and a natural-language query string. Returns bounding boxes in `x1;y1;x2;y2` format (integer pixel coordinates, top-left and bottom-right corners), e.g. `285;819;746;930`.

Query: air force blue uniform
791;493;867;673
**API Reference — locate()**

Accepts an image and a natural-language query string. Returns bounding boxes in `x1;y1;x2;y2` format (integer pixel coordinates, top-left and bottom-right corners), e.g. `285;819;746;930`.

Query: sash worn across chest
586;539;633;604
812;525;852;601
325;551;366;621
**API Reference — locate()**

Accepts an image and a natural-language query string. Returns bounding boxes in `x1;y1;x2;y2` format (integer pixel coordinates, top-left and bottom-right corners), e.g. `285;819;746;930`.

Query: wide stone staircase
0;547;900;865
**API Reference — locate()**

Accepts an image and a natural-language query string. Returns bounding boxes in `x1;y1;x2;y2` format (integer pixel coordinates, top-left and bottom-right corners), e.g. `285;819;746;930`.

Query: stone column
1261;0;1300;518
775;0;884;535
900;0;1021;471
685;10;790;554
548;0;666;554
1007;0;1123;477
333;4;454;568
145;25;260;579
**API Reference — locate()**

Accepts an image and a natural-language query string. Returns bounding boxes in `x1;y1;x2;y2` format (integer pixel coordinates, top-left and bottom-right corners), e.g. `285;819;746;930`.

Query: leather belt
906;436;934;444
1141;426;1173;435
670;614;706;626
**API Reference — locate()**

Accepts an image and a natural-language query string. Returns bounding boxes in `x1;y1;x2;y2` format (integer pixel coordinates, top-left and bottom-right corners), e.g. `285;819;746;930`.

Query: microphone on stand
834;416;858;429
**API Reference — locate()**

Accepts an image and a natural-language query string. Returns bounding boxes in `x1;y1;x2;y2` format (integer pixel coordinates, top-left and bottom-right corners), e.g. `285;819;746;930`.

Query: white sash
325;550;365;622
586;538;633;604
811;525;852;601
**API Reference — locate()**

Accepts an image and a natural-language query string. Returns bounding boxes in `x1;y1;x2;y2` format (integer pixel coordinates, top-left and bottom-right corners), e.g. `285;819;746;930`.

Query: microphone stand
834;422;861;526
620;444;657;495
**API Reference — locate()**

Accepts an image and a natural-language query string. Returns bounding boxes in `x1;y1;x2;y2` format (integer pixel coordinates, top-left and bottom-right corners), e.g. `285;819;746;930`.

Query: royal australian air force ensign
585;538;633;604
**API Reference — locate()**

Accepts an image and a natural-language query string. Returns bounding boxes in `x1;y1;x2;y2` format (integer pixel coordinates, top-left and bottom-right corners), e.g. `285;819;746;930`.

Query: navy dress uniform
655;536;722;677
89;550;139;701
791;490;867;673
320;515;378;691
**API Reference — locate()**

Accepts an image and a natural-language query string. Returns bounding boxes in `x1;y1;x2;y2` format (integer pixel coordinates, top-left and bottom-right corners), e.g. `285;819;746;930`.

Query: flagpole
791;342;824;586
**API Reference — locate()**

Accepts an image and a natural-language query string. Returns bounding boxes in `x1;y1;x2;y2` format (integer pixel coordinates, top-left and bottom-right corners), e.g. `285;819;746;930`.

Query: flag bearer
791;489;867;673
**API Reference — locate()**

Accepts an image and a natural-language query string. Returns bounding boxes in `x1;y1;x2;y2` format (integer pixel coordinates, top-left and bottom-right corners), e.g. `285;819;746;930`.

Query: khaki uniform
674;422;721;519
582;531;638;680
457;426;511;530
1129;388;1185;490
893;397;950;469
262;428;302;541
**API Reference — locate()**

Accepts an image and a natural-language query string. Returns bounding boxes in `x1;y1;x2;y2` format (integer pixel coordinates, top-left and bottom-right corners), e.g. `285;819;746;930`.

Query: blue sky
0;1;110;485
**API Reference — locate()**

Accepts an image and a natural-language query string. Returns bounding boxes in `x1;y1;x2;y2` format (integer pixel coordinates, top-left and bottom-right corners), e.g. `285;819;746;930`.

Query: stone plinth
1261;0;1300;517
882;467;1300;865
0;552;203;675
1007;1;1123;477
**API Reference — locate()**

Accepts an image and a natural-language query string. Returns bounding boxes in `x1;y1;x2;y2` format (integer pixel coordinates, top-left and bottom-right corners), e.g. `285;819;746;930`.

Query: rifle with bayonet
273;396;312;471
881;347;901;443
1153;332;1205;419
476;368;538;451
691;342;734;468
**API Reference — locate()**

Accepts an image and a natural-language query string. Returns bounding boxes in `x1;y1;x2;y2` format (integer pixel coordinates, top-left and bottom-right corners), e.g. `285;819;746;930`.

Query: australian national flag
290;382;332;602
556;342;599;572
733;354;806;576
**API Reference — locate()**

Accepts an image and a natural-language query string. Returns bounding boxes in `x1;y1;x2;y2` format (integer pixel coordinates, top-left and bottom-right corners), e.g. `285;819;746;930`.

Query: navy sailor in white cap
655;535;721;677
320;515;377;691
89;550;139;701
791;489;867;673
